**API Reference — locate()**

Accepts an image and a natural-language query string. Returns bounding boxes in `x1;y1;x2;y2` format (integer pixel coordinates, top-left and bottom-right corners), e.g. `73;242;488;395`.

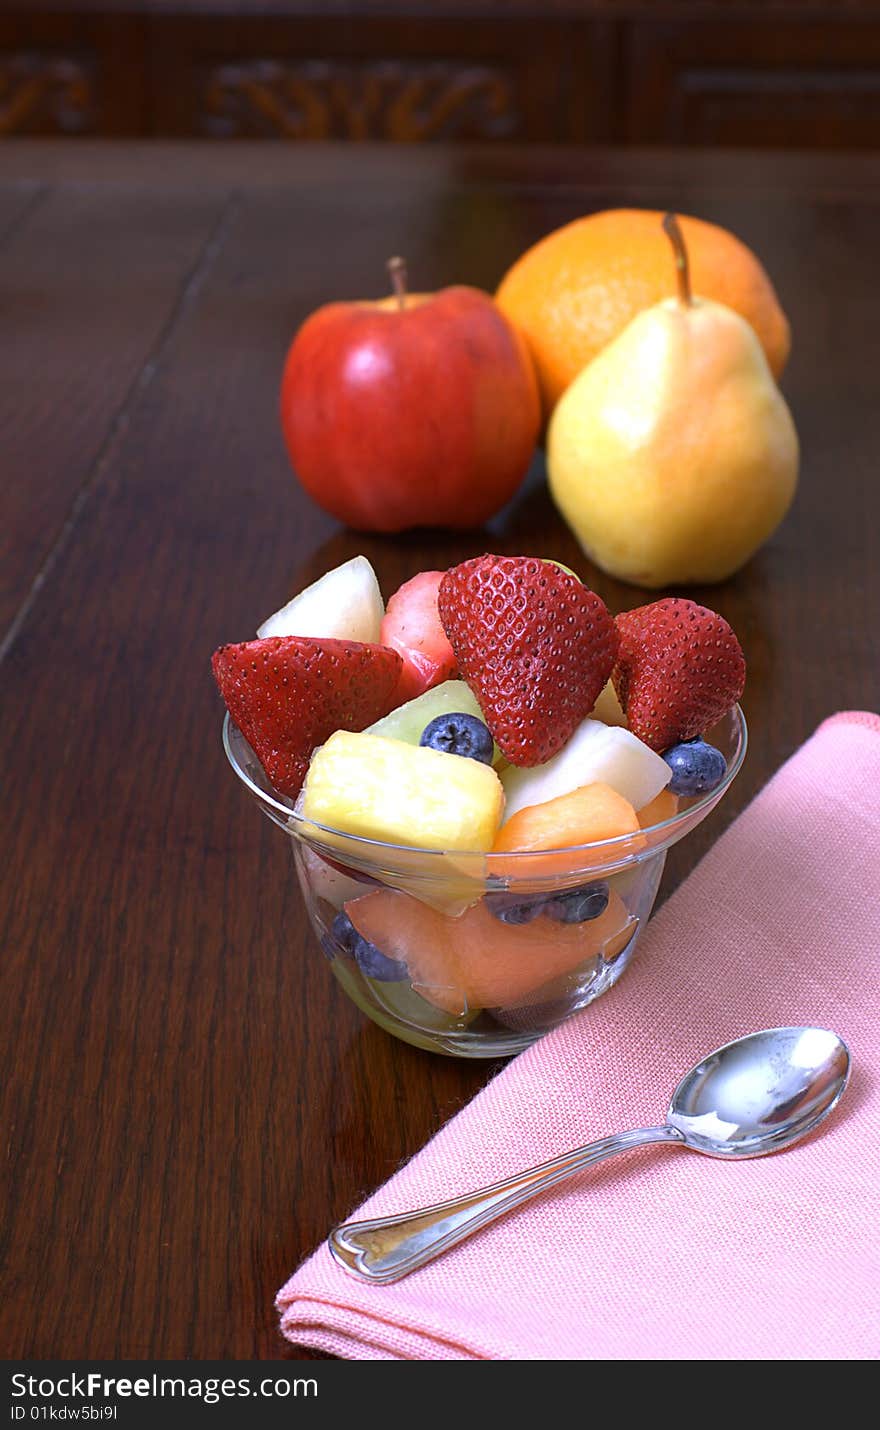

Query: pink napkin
277;712;880;1360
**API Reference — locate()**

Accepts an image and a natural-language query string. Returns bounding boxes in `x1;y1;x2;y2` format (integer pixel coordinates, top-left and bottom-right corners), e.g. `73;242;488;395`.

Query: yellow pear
546;214;798;587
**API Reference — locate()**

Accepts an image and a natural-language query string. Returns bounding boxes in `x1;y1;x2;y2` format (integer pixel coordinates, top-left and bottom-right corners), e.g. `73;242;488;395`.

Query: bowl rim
221;704;747;863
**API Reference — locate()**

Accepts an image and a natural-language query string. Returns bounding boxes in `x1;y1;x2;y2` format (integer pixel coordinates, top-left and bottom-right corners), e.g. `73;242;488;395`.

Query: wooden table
2;142;878;1361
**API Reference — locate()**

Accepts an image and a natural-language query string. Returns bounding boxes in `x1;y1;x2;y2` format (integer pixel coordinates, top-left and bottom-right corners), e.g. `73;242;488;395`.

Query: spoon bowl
330;1025;851;1284
669;1025;851;1158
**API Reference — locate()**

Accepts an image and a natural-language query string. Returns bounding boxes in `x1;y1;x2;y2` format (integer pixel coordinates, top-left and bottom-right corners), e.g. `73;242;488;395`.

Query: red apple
279;259;541;531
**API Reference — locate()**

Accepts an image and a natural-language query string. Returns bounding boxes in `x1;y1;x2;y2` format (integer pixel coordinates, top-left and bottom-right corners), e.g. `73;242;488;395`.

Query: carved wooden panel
0;15;144;136
200;58;519;141
151;15;614;143
0;50;93;135
624;19;880;148
6;4;880;146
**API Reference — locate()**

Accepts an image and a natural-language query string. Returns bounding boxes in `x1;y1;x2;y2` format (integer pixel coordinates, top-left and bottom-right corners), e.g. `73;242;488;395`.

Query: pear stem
662;213;692;308
387;255;408;311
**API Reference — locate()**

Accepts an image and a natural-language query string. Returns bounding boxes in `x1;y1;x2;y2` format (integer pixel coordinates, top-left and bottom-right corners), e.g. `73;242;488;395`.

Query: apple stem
662;213;692;307
387;255;408;310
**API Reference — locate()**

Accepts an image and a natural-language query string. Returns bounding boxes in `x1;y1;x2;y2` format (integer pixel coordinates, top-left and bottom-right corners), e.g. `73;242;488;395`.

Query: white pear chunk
500;717;670;820
257;555;384;644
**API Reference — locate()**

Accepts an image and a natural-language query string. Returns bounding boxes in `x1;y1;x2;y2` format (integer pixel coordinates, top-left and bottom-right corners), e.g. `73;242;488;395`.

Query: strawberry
379;570;458;705
437;555;618;766
211;637;401;797
612;598;746;752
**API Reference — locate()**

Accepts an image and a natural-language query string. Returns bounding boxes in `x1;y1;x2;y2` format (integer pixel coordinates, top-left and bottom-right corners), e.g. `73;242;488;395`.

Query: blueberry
662;739;727;797
485;891;547;925
355;941;409;983
545;882;609;925
329;911;360;957
325;911;407;981
419;712;494;765
327;911;407;982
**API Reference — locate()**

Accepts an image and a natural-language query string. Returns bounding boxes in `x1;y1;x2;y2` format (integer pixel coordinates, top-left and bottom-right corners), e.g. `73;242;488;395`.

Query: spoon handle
328;1123;683;1284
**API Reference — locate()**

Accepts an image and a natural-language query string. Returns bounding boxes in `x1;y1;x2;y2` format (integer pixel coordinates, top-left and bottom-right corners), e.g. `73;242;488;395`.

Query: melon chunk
493;782;640;853
379;570;457;705
501;717;670;818
257;555;384;644
346;887;634;1013
368;679;485;745
638;788;679;829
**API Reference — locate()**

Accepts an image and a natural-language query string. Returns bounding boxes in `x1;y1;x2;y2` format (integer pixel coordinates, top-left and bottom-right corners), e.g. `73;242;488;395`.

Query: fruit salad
214;554;746;1055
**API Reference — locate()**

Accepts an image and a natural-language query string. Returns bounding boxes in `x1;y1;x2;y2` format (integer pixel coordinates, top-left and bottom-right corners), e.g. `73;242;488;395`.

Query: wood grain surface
1;142;878;1360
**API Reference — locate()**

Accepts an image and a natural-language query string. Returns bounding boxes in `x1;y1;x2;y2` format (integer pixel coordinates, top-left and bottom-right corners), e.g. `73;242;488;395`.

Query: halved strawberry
211;637;401;797
613;598;746;752
438;555;618;767
379;571;457;706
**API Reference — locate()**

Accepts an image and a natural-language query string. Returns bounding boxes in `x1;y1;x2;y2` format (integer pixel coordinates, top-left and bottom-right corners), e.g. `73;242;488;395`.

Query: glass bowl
222;706;746;1058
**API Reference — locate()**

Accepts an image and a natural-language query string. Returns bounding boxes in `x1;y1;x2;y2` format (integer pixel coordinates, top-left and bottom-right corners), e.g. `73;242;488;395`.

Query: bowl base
330;924;640;1058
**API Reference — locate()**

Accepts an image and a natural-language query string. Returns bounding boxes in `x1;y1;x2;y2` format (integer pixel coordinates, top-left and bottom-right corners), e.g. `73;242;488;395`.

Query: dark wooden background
6;2;880;147
1;141;879;1360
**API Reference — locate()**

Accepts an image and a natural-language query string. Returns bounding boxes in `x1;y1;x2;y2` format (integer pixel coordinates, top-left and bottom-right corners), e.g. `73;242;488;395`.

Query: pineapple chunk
590;679;627;727
303;730;505;852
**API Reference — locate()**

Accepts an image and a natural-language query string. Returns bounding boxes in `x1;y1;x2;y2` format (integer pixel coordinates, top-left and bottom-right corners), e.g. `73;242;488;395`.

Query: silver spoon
329;1025;850;1284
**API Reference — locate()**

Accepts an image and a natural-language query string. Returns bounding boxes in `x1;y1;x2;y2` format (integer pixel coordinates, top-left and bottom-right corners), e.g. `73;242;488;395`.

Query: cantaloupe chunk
493;781;640;853
345;887;635;1013
500;717;670;819
638;788;679;829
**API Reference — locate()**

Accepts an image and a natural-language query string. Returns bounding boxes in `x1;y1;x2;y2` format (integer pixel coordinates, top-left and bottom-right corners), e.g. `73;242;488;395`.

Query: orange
496;209;791;419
